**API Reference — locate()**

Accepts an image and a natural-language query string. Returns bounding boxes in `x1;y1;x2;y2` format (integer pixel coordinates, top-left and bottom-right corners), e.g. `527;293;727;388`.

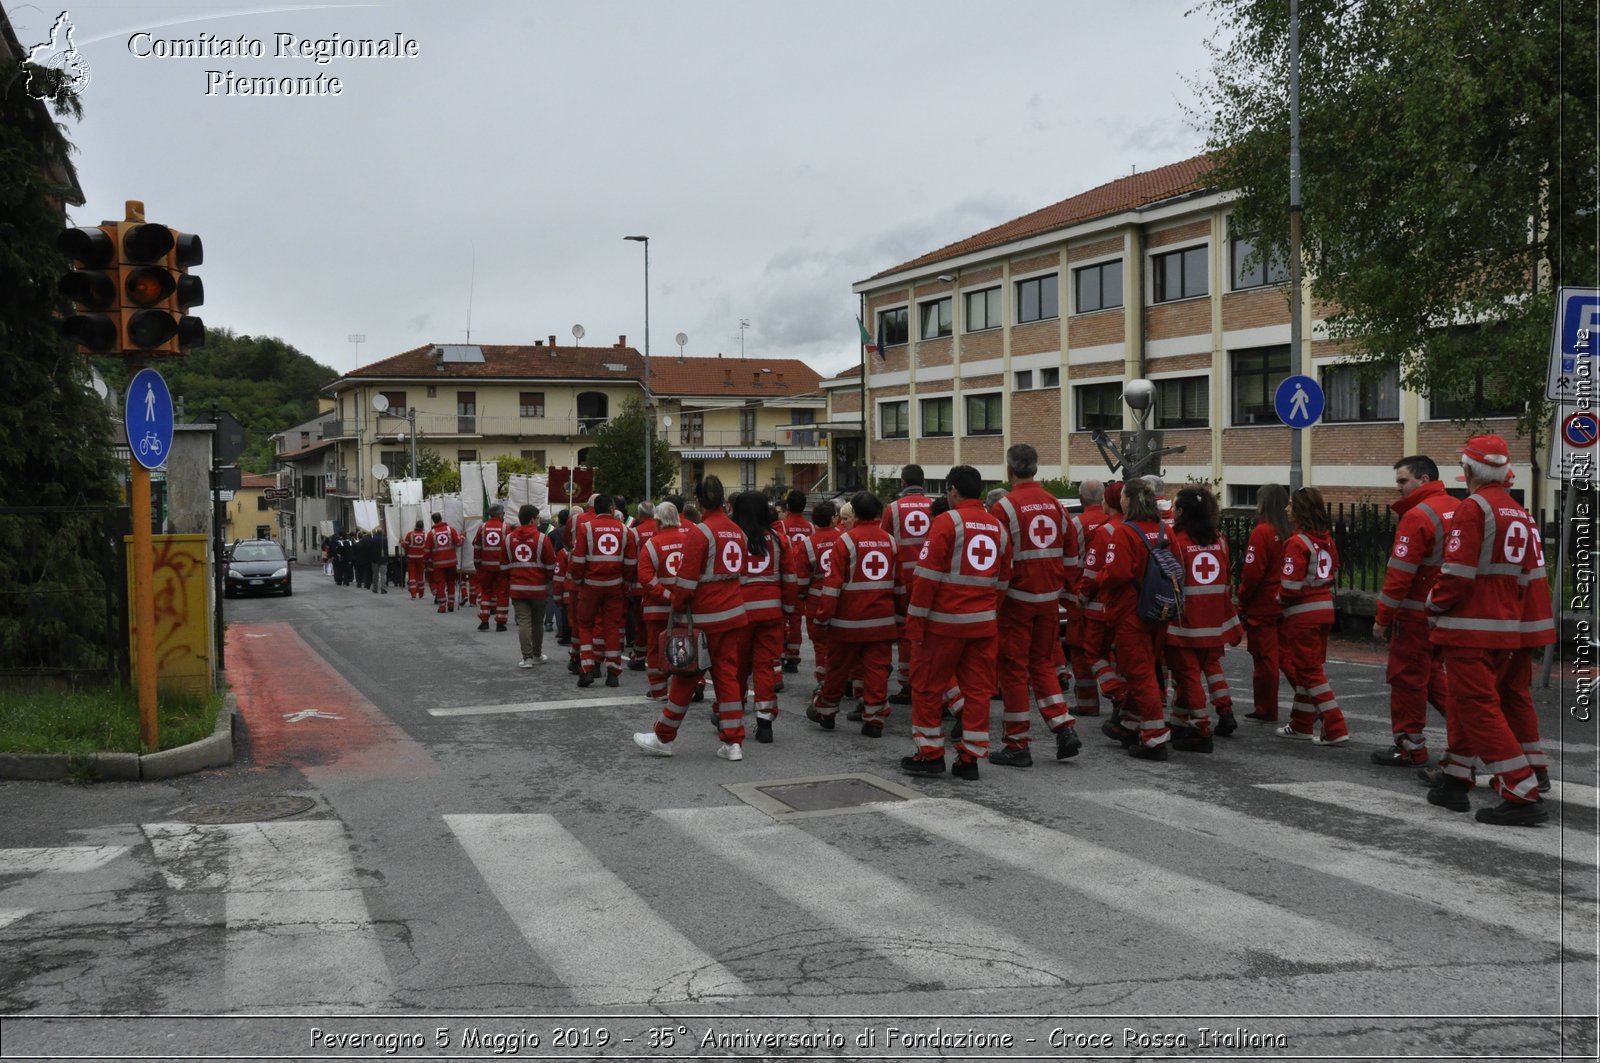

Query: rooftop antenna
465;246;475;342
674;331;687;363
348;333;365;366
738;318;750;360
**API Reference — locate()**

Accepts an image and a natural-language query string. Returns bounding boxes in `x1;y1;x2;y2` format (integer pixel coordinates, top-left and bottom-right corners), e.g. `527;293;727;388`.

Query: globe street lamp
624;235;652;501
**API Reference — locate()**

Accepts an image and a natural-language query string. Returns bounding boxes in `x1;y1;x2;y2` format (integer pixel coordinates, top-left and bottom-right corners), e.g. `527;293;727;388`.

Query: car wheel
283;585;293;597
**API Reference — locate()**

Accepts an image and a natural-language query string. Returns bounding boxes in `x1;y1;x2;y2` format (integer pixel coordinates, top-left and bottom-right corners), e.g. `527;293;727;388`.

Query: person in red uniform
732;491;794;744
1504;499;1555;793
472;503;511;632
570;492;636;688
637;502;688;701
1424;435;1548;825
806;491;901;736
902;465;1009;779
402;519;430;600
565;498;598;671
627;502;660;670
794;501;843;694
775;490;815;674
634;475;751;761
1275;486;1349;743
990;444;1082;767
1372;455;1454;766
1065;480;1109;716
1082;477;1173;760
1164;486;1241;753
1236;483;1290;721
503;503;557;666
1082;479;1128;714
553;537;581;674
882;465;935;703
426;512;465;613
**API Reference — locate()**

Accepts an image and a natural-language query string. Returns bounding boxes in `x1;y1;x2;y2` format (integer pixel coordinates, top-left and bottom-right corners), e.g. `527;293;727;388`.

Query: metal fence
0;506;130;686
1220;503;1398;592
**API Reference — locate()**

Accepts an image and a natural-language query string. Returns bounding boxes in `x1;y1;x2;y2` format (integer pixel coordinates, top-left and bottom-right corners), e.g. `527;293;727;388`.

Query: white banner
353;499;381;532
382;504;402;552
390;477;424;506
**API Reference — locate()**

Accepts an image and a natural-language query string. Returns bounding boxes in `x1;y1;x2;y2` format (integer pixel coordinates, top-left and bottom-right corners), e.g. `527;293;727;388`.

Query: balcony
367;413;612;440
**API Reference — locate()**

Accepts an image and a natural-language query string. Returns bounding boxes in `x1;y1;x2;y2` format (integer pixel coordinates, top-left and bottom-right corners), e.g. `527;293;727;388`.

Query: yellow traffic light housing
119;220;181;354
58;224;121;352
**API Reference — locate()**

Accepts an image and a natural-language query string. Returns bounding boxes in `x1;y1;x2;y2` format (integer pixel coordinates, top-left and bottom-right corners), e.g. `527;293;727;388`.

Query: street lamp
624;235;652;501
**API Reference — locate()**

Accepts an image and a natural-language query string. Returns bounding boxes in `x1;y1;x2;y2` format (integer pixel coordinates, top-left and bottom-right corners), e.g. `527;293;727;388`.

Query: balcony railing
358;413;612;439
673;427;824;448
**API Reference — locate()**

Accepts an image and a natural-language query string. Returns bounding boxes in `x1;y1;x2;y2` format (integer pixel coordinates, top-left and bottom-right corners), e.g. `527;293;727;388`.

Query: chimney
776;371;785;386
534;339;543;347
617;334;627;348
723;368;732;387
753;371;762;386
548;335;557;347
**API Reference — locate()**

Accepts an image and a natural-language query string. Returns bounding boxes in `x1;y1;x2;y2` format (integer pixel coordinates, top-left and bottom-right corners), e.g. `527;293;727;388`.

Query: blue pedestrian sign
1547;286;1600;400
126;368;174;470
1274;374;1324;429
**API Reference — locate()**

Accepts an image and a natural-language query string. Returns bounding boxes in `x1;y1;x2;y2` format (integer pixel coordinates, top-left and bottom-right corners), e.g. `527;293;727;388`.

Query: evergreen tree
587;398;675;501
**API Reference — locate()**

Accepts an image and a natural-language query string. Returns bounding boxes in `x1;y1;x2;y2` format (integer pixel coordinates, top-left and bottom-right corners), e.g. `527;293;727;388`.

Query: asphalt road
1;568;1596;1062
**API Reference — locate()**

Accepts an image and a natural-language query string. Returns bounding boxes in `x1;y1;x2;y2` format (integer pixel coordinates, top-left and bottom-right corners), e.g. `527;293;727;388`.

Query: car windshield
232;544;283;562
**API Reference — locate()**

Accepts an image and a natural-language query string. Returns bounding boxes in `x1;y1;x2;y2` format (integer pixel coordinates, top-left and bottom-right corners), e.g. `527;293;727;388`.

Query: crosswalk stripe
655;804;1071;989
430;695;643;717
0;846;129;875
883;798;1385;965
445;813;747;1004
1255;782;1583;863
1080;789;1597;956
0;909;29;929
1547;781;1600;809
144;821;393;1011
1330;709;1597;755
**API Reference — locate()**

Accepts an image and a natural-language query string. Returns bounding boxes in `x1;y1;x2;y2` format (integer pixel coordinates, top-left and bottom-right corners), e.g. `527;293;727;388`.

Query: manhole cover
724;773;924;820
176;796;317;824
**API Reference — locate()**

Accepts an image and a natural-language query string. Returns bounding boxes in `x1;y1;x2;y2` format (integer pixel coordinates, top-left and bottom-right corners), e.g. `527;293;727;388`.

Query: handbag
658;609;711;676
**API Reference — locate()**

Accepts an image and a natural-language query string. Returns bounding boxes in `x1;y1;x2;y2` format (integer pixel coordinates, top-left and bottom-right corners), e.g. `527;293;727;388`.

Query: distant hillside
96;329;338;473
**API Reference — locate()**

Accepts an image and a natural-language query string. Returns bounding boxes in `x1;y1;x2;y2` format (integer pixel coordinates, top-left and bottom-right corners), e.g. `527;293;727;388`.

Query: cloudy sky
20;0;1222;378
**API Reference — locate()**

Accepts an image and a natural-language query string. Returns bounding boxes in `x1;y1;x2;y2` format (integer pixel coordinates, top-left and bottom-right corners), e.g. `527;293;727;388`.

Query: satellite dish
571;324;586;341
393;428;407;440
372;393;389;413
372;463;390;481
662;415;673;428
89;366;109;401
674;332;687;347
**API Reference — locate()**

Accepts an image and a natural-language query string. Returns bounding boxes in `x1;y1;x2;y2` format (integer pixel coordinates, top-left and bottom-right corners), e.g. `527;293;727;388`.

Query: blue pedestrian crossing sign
126;368;174;470
1547;286;1600;400
1274;374;1324;429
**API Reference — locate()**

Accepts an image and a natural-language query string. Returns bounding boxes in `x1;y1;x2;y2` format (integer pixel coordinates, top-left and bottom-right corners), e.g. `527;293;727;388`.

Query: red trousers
997;606;1073;749
737;618;786;719
1438;647;1538;802
895;635;913;690
629;600;648;659
806;615;830;686
1098;612;1168;749
656;626;747;745
1385;615;1447;757
1280;620;1348;739
406;559;427;599
784;610;804;664
430;565;458;610
475;570;508;625
1243;616;1282;718
816;639;892;721
1065;618;1100;716
643;618;669;696
1500;649;1548;772
1165;645;1218;736
909;632;995;763
577;589;627;675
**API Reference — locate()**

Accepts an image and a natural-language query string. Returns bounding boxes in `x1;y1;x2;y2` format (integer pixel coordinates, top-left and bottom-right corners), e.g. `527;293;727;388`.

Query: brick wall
1418;417;1525;461
1221;288;1290;332
961;329;1003;361
963;266;1003;286
1161;427;1213;464
919;438;954;468
830;388;861;414
917;337;953;369
963;373;1003;391
1069;236;1123;263
1147;352;1212;374
1012;252;1058;276
1068;432;1110;468
1069;362;1124;381
1222;425;1292;465
1012;320;1060;357
1068;310;1123;348
963;435;1004;467
1310;422;1404;465
1147;220;1210;249
1146;299;1211;341
1011;389;1062;463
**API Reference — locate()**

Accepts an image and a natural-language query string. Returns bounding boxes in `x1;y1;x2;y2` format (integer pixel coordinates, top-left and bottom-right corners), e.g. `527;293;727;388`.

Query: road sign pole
130;455;158;751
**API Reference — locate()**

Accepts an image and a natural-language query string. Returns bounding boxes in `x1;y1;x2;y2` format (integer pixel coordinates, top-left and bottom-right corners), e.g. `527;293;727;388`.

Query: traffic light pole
130;451;158;752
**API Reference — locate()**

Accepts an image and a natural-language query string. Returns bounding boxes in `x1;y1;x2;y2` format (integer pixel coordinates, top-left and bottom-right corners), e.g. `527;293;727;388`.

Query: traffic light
172;231;204;350
119;221;179;354
58;224;121;352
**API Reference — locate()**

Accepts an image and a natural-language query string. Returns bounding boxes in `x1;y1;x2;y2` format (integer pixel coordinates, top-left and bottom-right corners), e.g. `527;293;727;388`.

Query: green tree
1198;0;1598;443
414;448;459;497
586;398;675;501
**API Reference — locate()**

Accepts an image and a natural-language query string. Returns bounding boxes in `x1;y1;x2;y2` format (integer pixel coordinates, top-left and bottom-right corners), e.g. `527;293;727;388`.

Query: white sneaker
633;732;673;757
1312;733;1350;746
717;742;743;762
532;653;547;663
518;658;534;669
1276;724;1313;741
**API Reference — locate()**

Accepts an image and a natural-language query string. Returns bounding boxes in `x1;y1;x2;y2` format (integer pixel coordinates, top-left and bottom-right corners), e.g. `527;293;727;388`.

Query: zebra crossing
3;774;1593;1014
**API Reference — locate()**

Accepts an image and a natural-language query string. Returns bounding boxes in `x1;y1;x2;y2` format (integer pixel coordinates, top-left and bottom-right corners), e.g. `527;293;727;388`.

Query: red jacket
1517;510;1555;649
739;527;794;624
671;505;749;632
883;491;935;584
1166;531;1241;647
1237;521;1286;619
1375;480;1454;628
503;523;556;599
402;528;430;561
1428;483;1529;649
906;499;1010;641
795;525;844;620
473;517;508;573
814;523;901;642
1278;529;1338;626
570;514;636;592
777;512;815;549
638;526;687;621
629;518;660;598
427;520;464;567
551;548;574;609
1081;517;1166;627
991;481;1068;615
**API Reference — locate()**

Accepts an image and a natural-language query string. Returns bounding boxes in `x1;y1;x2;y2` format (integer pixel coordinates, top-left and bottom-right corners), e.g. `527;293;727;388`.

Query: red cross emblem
904;509;930;538
720;539;744;572
966;534;997;572
486;530;501;547
790;529;809;543
861;549;890;581
434;532;450;546
513;543;533;562
1028;513;1056;550
1503;521;1529;563
597;532;620;556
819;551;834;576
1191;551;1221;585
664;551;683;576
1315;550;1334;579
747;551;772;575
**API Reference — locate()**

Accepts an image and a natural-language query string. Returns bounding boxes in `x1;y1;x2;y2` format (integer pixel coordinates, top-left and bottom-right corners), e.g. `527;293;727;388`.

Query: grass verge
0;686;222;755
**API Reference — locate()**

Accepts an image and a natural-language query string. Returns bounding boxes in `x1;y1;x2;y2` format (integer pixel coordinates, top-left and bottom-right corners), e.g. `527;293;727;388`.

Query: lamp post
624;235;652;501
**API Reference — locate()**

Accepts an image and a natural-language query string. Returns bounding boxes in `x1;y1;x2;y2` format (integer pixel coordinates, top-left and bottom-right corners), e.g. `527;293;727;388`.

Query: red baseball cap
1459;434;1510;467
1104;480;1124;511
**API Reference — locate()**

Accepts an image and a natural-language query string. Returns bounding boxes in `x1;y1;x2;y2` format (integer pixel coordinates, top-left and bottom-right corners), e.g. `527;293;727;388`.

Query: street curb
0;694;236;783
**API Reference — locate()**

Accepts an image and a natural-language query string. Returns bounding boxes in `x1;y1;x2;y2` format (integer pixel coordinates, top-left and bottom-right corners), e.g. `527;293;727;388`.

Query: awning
783;448;829;464
727;449;773;459
679;450;725;459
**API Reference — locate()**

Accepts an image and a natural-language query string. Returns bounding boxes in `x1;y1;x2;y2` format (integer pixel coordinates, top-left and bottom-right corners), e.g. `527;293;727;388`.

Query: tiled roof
649;357;822;398
275;438;335;462
241;473;276;489
867;154;1216;281
333;343;647;386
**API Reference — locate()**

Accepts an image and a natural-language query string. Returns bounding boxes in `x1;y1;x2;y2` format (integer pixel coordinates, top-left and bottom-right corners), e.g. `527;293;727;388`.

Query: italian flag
857;315;878;356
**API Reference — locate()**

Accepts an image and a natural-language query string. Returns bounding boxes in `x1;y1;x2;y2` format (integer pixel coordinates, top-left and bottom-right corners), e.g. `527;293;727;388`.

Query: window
1428;370;1522;420
1016;274;1059;323
1040;367;1060;389
965;287;1002;331
1152;245;1208;302
880;401;909;439
456;391;477;433
300;475;323;499
920;397;953;437
739;407;757;445
1075;382;1123;432
380;391;407;417
681;412;704;445
1074;260;1123;313
1230;232;1289;290
1154;377;1209;428
965;393;1002;435
1229;484;1260;508
1231;345;1291;425
381;449;407;475
521;449;546;467
1014;370;1034;391
458;449;477;462
426;385;437;398
920;298;952;340
256;495;270;511
1322;364;1399;422
790;408;816;446
255;525;271;540
878;307;909;347
740;460;758;492
518;391;546;418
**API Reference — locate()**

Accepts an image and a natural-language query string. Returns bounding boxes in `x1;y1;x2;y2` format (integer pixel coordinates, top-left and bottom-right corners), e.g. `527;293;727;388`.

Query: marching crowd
351;431;1556;828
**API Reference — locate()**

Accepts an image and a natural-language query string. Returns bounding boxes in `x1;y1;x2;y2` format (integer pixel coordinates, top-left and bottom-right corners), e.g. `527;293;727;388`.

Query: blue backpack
1131;525;1185;623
